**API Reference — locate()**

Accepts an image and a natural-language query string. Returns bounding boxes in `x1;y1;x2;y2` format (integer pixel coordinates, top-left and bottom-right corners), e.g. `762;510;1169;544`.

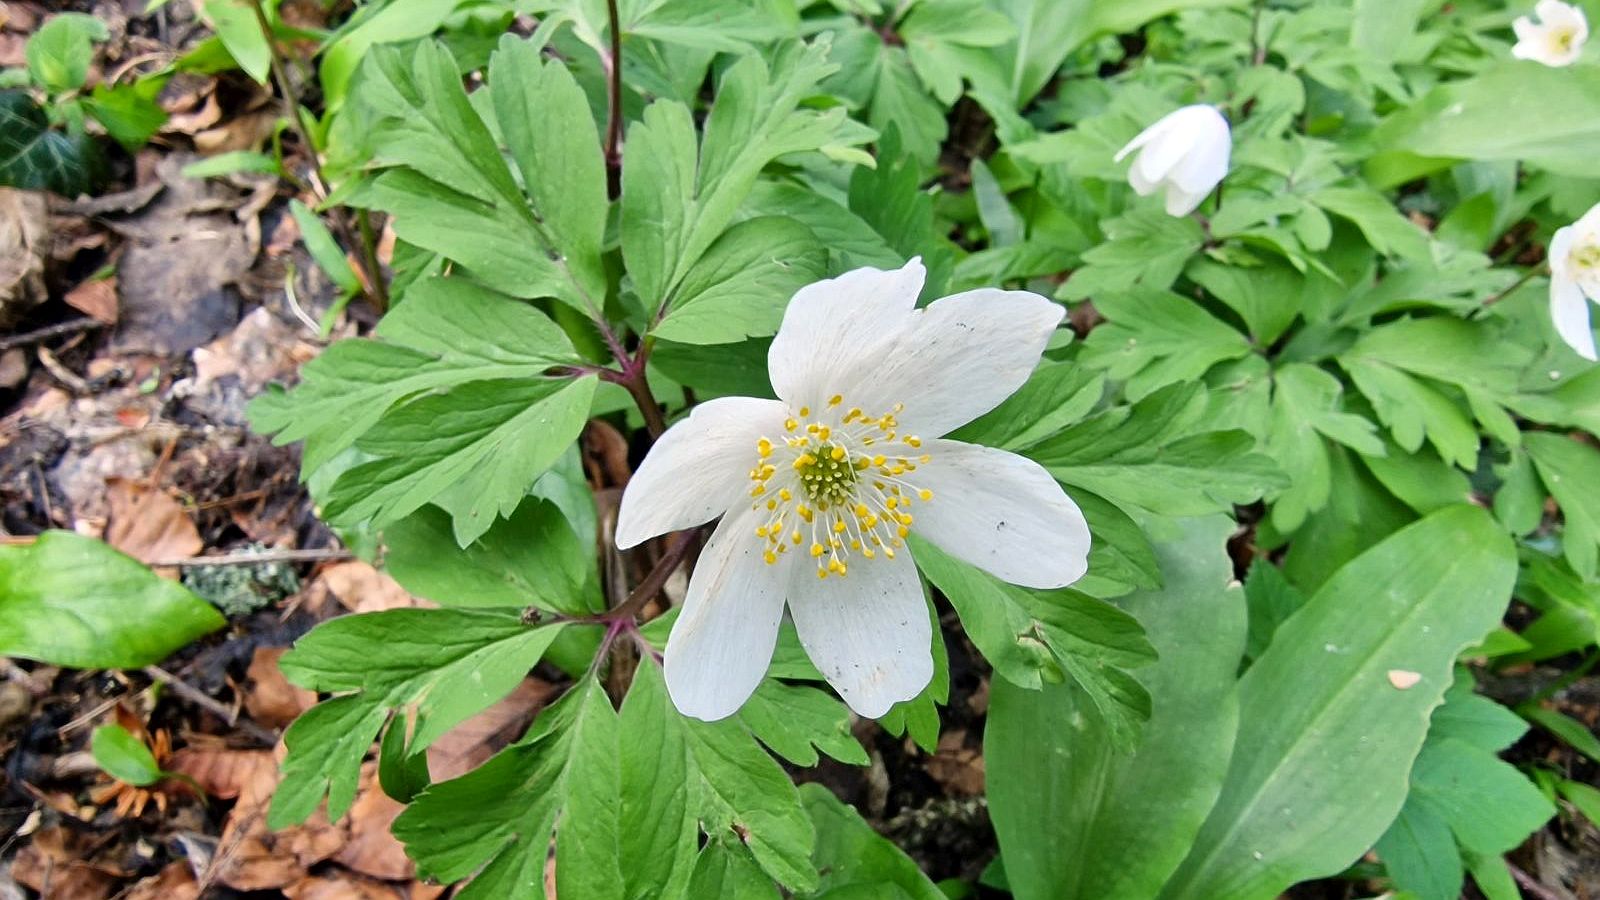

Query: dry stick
1508;862;1566;900
245;0;389;311
0;318;104;352
146;547;355;568
144;665;278;747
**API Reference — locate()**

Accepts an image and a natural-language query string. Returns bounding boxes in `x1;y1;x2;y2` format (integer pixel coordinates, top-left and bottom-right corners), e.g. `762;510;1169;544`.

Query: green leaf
1030;385;1286;517
1265;362;1385;531
322;375;596;542
0;90;99;196
689;841;781;899
1374;63;1600;178
1163;505;1518;900
0;531;225;668
739;681;869;768
384;497;600;616
1242;558;1307;662
180;150;281;178
353;38;606;312
318;0;465;112
1058;208;1205;301
801;783;944;900
651;216;827;344
949;359;1104;452
987;516;1245;900
1081;287;1251;401
837;30;947;168
1277;445;1415;593
847;125;956;295
288;199;361;295
1559;779;1600;827
623;40;844;318
1375;801;1462;900
271;610;566;827
250;275;579;475
1185;257;1303;345
1074;489;1161;599
1308;186;1430;261
1518;702;1600;764
1407;736;1553;856
1526;432;1600;581
195;0;270;82
740;181;901;271
25;13;106;92
914;539;1155;750
82;77;168;153
91;724;165;787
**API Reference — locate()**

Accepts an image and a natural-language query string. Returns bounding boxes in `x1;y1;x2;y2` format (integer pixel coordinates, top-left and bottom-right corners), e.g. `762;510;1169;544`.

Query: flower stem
1481;263;1544;308
610;528;698;621
603;0;624;199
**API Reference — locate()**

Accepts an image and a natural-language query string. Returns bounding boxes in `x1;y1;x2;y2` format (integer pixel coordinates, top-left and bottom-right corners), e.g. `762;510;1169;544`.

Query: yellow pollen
885;548;896;559
779;488;792;501
755;525;769;537
817;568;828;580
906;436;922;448
832;520;846;534
766;499;777;510
810;542;825;558
791;530;802;544
898;525;910;538
829;394;843;406
784;418;797;432
863;548;876;559
919;489;933;501
807;423;820;434
818;426;831;439
764;550;777;565
854;503;870;517
758;438;772;457
799;406;810;416
872;454;886;466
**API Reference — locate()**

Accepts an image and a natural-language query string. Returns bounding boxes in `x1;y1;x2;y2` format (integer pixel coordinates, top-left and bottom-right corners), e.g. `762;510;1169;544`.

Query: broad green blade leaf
622;39;845;318
91;725;165;787
271;611;567;827
987;516;1245;900
651;216;826;344
0;90;99;196
800;783;944;900
352;39;606;312
384;497;601;616
0;531;224;668
25;13;106;92
322;375;597;544
1374;63;1600;178
1162;505;1518;900
194;0;270;82
288;199;361;295
914;539;1155;749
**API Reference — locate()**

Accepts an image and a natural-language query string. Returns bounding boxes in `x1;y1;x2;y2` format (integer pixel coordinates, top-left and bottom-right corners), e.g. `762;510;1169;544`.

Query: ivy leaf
271;610;567;828
623;39;845;319
914;539;1156;750
352;37;607;313
0;532;224;668
0;90;99;196
651;216;827;345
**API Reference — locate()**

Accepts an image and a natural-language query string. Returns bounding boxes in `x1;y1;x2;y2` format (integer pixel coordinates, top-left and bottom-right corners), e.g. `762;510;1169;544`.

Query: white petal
1551;273;1598;361
615;396;788;549
1126;160;1159;196
1167;113;1231;195
911;439;1090;589
663;505;791;720
1537;0;1582;29
841;288;1064;437
767;260;926;412
1132;124;1194;189
787;549;932;718
1113;116;1172;163
1551;225;1576;281
1163;183;1210;216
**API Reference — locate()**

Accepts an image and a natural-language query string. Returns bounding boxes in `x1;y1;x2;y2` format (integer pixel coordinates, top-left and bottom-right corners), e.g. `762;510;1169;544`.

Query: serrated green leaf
801;783;944;899
1409;736;1553;856
740;181;901;271
1266;362;1385;531
271;611;566;827
652;216;827;344
689;841;781;899
739;681;869;768
1309;186;1430;261
0;531;224;668
1081;288;1251;401
1526;432;1600;581
384;496;600;615
1058;208;1205;301
1375;801;1462;900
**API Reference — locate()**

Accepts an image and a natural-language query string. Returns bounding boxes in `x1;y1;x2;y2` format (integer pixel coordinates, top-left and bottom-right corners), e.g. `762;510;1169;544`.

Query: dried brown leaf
104;477;202;565
243;646;316;730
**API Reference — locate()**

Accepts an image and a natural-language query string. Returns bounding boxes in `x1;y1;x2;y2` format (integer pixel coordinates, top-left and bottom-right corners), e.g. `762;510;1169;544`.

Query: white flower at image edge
1512;0;1588;67
615;260;1091;721
1550;202;1600;361
1115;104;1232;217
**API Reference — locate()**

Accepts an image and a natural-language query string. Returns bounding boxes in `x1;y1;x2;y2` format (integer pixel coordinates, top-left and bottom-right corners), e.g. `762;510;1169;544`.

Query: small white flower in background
616;260;1091;721
1549;202;1600;361
1512;0;1588;66
1115;104;1232;217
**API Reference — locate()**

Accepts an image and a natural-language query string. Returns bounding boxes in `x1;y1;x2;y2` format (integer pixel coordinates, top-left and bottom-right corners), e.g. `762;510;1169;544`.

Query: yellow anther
830;446;846;462
886;497;898;510
831;538;842;549
829;394;843;407
864;514;878;527
755;525;769;537
766;499;777;510
794;453;816;469
779;488;793;501
799;406;810;416
818;426;831;440
891;466;905;475
863;548;876;559
851;540;862;550
807;423;820;434
844;407;861;422
832;520;847;534
905;436;922;448
764;550;777;565
885;548;897;559
854;458;870;470
872;454;887;466
758;438;773;457
799;507;814;523
817;568;828;580
854;503;870;517
919;489;933;501
919;454;931;463
750;485;765;497
784;418;798;432
810;542;825;558
897;512;913;526
897;525;910;538
791;530;802;544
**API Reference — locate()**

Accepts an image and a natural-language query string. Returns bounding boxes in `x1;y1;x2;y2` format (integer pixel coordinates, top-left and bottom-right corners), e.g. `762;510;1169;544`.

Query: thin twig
0;318;103;352
144;666;278;747
1508;862;1565;900
610;529;698;621
147;548;354;568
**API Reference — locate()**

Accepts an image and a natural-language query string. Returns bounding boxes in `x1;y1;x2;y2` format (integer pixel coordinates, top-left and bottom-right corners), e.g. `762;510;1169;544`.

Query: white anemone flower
1114;104;1232;217
1549;202;1600;361
1512;0;1588;67
616;259;1091;721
